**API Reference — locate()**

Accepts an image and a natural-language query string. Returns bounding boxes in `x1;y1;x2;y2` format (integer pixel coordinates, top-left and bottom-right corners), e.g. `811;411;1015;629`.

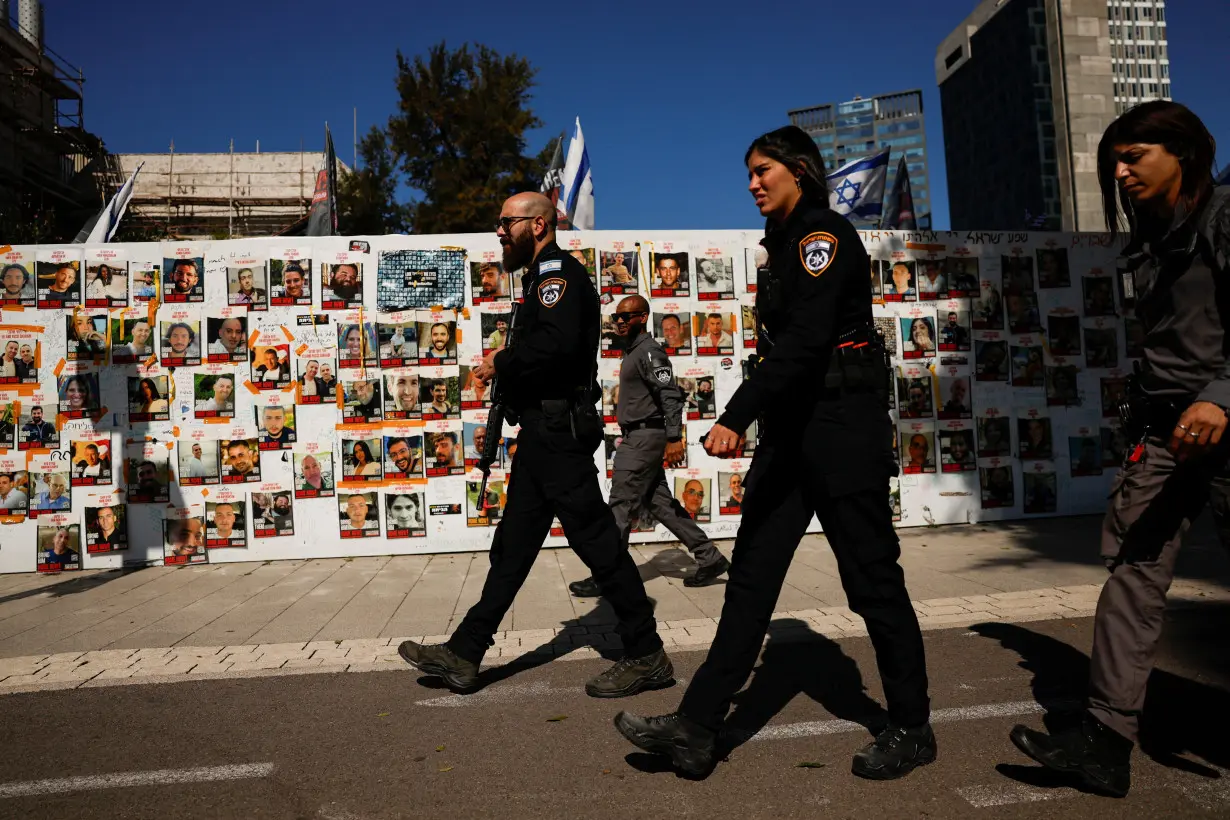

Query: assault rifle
477;303;519;511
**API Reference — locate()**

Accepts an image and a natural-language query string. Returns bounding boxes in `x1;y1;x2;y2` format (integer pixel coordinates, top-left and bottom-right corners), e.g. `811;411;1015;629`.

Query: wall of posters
0;229;1128;573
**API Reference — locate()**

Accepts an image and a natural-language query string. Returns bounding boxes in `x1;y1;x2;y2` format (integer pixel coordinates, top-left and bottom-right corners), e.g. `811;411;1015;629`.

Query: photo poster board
0;229;1127;573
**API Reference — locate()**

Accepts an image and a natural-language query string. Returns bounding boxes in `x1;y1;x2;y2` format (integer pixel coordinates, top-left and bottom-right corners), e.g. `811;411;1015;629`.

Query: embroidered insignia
538;277;566;307
653;366;672;384
799;231;838;277
538;259;562;273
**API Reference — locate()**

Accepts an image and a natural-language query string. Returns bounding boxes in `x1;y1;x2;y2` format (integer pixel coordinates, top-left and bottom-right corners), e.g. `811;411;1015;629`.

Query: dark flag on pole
306;124;338;236
539;131;570;229
881;155;916;230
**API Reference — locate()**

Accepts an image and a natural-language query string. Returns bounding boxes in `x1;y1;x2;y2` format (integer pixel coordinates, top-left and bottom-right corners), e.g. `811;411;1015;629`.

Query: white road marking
746;699;1079;742
0;763;275;799
415;677;688;708
957;783;1065;808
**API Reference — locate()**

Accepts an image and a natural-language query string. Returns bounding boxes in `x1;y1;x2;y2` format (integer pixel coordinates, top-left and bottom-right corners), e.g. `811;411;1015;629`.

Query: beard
501;229;535;273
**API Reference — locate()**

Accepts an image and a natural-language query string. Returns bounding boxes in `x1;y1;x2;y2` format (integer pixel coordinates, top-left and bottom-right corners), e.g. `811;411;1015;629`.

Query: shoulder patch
799;231;838;277
652;366;672;384
538;277;567;307
538;259;563;274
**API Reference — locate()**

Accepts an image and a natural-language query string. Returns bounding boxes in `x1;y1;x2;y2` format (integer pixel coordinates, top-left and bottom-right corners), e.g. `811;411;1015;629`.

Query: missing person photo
341;378;383;424
131;266;159;302
220;439;260;484
177;441;220;485
692;313;736;355
206;499;247;547
1001;255;1034;295
980;466;1015;509
128;375;170;422
84;503;127;552
1069;435;1103;477
717;471;746;515
1036;248;1070;289
1005;291;1042;334
0;470;29;515
1085;327;1119;369
937;376;972;420
674;476;711;523
110;318;154;363
466;479;505;525
1017;417;1054;460
227;264;268;310
480;312;511;354
1045;365;1080;407
66;313;107;362
384;491;426;537
384;371;421;420
654;312;692;355
206;316;248;363
972;283;1003;330
916;259;947;299
297;357;336;405
338;322;379;368
37;523;81;572
270;259;311;306
19;404;58;449
1047;314;1082;357
70;439;112;486
901;316;937;359
162;257;205;303
471;261;511;303
1023;471;1058;514
58;372;101;419
251;345;291;389
384;435;424;479
937;310;970;352
257;404;296;449
974;339;1009;382
651;252;690;297
252;491;294;538
293;450;335;498
194;373;236;419
322;261;362;308
945;257;980;297
462;423;487;468
977;415;1012;458
28;469;71;516
417;321;457;364
339;491;380;538
939;428;976;473
1;261;35;306
36;259;81;308
901;428;937;475
695;256;734;299
377;321;418;366
600;250;638;294
424;430;463;477
160;320;202;366
0;336;37;385
896;375;934;419
1082;276;1116;317
1010;345;1045;388
419;377;459;421
881;260;916;302
164;515;207;564
341;437;383;481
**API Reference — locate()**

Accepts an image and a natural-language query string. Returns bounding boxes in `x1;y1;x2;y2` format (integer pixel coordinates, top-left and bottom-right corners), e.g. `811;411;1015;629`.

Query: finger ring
1188;431;1200;438
1178;424;1190;431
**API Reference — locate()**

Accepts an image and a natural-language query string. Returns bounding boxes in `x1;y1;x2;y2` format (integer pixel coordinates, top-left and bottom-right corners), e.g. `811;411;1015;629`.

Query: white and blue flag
826;148;890;219
559;117;595;230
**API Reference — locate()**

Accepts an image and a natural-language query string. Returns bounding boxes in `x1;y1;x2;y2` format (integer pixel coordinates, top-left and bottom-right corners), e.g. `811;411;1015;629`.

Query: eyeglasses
494;216;535;233
613;311;647;322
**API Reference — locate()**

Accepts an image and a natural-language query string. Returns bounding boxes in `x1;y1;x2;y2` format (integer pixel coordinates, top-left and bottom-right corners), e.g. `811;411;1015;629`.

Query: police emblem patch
653;366;672;384
799;231;838;277
538;277;566;307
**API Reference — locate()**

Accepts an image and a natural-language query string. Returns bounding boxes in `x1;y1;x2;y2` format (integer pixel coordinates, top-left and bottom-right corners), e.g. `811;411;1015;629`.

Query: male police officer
570;295;729;598
399;192;672;697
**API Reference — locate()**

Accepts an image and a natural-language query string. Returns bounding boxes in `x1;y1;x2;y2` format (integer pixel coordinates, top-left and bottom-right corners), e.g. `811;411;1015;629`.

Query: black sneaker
1009;713;1132;797
585;648;675;698
613;711;717;777
568;576;601;597
852;723;937;780
397;640;480;693
683;556;730;588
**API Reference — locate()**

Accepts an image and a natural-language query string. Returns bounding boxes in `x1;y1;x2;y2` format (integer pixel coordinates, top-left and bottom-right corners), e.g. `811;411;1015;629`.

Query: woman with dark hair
614;126;933;780
350;440;379;476
132;377;168;414
86;264;118;302
1009;101;1229;798
59;375;96;413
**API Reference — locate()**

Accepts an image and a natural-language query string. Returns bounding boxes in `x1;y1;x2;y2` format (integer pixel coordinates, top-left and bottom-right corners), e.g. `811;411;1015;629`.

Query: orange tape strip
53;358;66;377
280;325;294;341
243;380;260;395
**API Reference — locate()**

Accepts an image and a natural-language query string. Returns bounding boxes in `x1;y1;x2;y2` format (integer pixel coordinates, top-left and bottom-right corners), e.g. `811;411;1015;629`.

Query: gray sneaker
398;640;480;693
585;648;675;698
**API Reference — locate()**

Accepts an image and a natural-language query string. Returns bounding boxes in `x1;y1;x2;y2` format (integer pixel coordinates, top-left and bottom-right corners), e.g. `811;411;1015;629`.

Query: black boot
683;555;730;588
397;640;480;693
852;723;937;780
568;576;601;597
1009;712;1132;797
585;648;675;698
613;711;717;777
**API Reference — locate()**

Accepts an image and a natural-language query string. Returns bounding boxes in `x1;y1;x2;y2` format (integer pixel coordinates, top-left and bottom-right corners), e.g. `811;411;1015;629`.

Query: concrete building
111;150;351;240
788;90;931;229
1106;0;1171;114
0;0;107;239
936;0;1118;232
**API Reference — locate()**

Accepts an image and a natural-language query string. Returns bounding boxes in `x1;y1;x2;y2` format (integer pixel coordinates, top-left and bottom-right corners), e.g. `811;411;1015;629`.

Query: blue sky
46;0;1229;231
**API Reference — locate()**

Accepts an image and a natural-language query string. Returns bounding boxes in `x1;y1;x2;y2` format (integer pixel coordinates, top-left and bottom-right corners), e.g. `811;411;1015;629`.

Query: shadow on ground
0;566;145;607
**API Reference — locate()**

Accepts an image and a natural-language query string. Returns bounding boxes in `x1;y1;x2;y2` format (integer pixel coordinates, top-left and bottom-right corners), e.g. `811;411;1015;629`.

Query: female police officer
1010;101;1230;798
613;126;934;779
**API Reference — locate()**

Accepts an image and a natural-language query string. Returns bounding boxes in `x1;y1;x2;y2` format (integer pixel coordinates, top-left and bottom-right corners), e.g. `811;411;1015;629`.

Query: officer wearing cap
399;192;673;699
613;126;933;780
1010;101;1230;798
569;294;730;598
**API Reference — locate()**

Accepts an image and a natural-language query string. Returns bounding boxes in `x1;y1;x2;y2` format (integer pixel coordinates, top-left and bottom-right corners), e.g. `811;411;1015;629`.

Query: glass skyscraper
788;89;931;229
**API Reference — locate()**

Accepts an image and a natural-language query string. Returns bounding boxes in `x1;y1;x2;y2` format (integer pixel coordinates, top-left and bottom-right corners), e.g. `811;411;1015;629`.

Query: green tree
386;42;545;234
336;126;410;235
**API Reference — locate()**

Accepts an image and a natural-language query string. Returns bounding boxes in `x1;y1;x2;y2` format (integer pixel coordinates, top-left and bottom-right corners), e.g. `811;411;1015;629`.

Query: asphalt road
2;607;1229;819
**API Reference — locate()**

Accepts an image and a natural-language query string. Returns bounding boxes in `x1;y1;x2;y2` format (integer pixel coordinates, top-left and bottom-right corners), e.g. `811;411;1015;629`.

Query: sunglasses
613;311;647;322
494;216;535;233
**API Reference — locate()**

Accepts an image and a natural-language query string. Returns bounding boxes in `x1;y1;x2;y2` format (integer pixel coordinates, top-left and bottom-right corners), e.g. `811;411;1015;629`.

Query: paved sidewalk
1;513;1227;695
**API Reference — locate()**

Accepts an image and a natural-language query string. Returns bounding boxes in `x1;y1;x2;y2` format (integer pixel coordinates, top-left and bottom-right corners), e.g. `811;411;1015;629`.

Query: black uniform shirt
494;242;600;407
1123;186;1230;405
718;195;872;434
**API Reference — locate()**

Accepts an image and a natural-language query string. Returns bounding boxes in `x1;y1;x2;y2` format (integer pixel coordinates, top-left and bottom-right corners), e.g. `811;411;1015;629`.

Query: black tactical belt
621;419;666;435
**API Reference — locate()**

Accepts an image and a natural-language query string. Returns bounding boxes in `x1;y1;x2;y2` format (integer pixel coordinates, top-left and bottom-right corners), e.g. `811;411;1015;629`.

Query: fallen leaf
413;756;427;762
377;712;390;717
601;769;611;775
439;765;454;773
546;715;569;722
796;761;826;769
435;745;445;752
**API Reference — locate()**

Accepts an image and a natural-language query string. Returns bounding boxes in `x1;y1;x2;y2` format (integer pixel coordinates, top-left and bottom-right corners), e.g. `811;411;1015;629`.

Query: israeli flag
560;117;595;230
826;148;890;219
